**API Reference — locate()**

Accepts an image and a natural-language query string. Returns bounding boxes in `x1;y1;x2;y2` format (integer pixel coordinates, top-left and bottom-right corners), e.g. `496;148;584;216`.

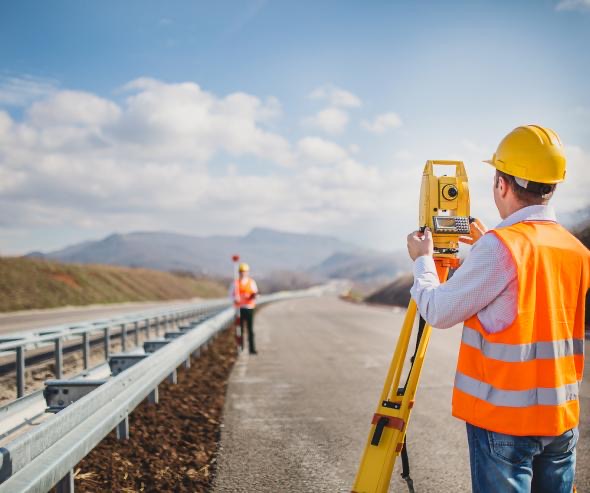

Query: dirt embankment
73;326;238;492
0;256;227;312
364;273;413;307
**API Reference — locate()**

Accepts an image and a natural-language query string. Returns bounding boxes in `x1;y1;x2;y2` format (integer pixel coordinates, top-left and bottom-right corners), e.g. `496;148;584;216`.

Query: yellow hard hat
238;263;250;272
484;125;566;184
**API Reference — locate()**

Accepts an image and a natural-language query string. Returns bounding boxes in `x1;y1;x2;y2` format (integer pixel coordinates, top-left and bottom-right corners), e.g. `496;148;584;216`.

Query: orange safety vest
452;221;589;436
235;277;257;309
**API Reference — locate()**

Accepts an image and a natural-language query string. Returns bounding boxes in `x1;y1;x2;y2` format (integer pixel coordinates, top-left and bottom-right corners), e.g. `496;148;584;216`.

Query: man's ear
497;174;510;199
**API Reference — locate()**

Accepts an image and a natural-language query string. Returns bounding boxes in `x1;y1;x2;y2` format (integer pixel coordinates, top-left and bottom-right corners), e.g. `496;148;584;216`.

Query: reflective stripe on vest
462;326;584;363
454;371;579;408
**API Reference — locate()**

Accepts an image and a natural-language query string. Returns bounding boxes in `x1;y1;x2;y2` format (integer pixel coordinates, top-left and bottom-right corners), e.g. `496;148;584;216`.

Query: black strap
400;316;427;395
400;438;415;492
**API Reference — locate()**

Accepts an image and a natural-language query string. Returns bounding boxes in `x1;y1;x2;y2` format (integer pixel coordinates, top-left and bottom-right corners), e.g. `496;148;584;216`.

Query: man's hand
459;218;488;245
407;228;434;261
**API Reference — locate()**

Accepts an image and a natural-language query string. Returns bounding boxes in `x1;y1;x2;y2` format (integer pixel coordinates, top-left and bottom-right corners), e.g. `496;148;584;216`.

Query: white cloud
298;137;348;164
112;78;293;165
555;0;590;11
309;84;362;108
362;112;403;134
28;90;121;127
303;107;349;134
0;78;397;253
0;75;58;107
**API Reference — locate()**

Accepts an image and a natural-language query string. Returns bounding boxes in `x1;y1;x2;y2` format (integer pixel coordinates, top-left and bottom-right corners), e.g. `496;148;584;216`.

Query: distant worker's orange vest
236;277;257;309
452;221;589;436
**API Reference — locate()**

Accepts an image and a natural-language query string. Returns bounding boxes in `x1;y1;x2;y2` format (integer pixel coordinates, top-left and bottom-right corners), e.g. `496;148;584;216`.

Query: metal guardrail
0;290;313;492
0;299;230;399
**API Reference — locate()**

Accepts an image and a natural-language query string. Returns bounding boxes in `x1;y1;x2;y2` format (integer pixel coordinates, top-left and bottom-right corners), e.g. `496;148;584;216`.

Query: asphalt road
214;296;590;493
0;299;202;335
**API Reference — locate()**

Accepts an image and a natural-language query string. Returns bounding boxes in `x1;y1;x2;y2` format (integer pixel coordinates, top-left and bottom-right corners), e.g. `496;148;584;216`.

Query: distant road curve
0;298;203;335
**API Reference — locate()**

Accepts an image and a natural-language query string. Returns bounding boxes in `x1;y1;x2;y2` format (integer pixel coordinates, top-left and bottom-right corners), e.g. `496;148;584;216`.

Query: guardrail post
156;316;161;336
121;323;127;352
167;369;177;384
56;469;74;493
145;318;150;338
116;416;129;440
134;321;140;346
183;357;191;370
16;346;25;398
82;332;90;369
148;387;159;404
104;327;111;360
55;338;63;379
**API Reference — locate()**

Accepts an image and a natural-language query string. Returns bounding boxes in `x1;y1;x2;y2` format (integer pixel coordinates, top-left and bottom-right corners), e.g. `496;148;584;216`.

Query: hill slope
309;251;410;284
0;256;226;312
364;274;413;307
33;228;359;276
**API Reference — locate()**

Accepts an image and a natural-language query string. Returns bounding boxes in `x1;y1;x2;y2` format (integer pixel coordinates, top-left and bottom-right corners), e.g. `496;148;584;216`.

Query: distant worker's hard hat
484;125;566;184
238;263;250;272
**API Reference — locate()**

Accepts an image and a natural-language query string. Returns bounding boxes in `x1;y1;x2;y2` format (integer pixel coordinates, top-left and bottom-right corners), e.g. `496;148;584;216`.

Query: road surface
214;296;589;492
0;299;202;335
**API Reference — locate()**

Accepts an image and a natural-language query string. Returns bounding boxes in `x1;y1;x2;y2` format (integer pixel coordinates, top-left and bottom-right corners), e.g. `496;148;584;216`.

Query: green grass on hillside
0;257;227;312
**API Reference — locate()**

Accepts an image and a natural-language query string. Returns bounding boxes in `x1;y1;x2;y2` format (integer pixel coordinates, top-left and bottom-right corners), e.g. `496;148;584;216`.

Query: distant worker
230;263;259;355
406;125;589;492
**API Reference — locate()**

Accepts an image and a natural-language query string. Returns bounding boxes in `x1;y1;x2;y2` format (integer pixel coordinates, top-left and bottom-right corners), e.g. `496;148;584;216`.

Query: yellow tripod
352;160;470;493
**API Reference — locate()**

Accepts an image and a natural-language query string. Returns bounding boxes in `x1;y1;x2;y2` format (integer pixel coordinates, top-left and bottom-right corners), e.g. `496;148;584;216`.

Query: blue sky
0;0;589;254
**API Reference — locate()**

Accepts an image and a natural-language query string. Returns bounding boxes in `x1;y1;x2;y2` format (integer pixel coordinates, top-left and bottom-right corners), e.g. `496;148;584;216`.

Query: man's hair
495;170;556;206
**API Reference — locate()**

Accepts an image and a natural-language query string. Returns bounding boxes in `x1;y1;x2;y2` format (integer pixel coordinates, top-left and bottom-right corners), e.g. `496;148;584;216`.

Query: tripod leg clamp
370;414;405;446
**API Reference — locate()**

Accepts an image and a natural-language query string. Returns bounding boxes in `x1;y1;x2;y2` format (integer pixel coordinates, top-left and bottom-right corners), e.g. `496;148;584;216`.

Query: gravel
73;327;238;492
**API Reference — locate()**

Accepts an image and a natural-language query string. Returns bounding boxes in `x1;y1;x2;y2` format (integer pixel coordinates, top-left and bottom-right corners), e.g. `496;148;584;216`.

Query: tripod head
419;160;470;255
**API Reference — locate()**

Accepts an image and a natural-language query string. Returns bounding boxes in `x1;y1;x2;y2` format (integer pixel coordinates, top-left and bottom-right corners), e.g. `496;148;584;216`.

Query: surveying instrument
352;160;470;493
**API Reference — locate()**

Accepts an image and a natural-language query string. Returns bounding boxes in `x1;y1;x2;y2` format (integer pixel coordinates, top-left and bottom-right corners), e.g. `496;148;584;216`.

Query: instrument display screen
432;216;470;234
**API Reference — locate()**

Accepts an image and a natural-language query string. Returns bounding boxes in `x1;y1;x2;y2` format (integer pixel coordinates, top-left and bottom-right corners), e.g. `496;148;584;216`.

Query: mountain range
28;228;409;283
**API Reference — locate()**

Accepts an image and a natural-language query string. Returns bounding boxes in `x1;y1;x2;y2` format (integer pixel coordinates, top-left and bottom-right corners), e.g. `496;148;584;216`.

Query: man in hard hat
406;125;589;492
230;263;259;355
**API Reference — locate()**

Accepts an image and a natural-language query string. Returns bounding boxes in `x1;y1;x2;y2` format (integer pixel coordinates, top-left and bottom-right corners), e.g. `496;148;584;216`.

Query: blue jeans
466;423;578;493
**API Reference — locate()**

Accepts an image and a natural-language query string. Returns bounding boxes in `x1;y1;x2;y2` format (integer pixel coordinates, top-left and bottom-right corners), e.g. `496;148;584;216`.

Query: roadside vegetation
0;256;227;312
